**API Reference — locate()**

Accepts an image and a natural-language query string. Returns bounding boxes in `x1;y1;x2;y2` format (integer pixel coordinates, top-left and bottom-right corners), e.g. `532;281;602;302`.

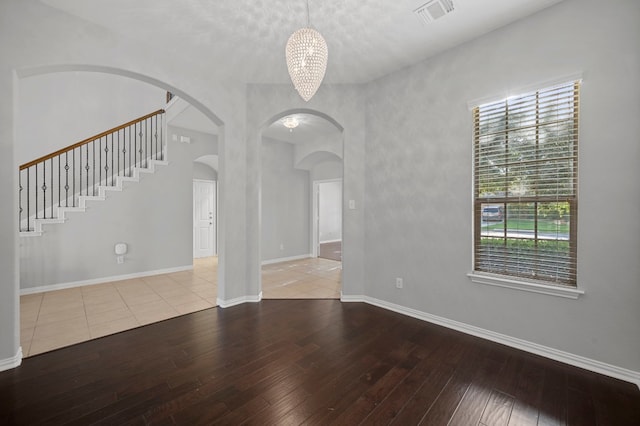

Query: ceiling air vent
414;0;454;24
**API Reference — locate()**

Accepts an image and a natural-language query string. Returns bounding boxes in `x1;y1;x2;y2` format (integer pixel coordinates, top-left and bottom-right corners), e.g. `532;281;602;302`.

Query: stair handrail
18;108;166;232
20;109;165;170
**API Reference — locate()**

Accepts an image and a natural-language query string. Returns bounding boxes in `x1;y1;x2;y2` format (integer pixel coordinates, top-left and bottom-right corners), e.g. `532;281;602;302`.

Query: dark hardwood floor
319;241;342;262
0;300;638;425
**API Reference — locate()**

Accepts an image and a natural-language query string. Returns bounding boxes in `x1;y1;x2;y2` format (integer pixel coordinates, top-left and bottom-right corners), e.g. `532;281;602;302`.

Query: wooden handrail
19;109;165;170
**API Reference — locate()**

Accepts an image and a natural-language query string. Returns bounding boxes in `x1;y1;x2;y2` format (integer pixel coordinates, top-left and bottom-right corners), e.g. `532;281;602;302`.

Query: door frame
311;178;343;258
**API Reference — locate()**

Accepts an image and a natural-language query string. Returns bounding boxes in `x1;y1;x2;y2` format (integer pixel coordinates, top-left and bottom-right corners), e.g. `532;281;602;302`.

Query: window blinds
473;81;579;286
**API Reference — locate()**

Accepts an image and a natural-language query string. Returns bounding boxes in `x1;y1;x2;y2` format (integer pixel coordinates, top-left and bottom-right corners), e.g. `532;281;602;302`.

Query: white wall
364;0;640;374
261;138;310;261
17;72;166;165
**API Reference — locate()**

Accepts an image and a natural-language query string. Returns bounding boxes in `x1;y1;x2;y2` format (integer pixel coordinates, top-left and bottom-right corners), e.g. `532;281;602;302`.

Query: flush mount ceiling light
285;0;328;102
282;116;300;131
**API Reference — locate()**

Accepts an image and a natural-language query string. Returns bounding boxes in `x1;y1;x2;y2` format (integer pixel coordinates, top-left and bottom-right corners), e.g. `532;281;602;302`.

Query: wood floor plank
0;300;638;425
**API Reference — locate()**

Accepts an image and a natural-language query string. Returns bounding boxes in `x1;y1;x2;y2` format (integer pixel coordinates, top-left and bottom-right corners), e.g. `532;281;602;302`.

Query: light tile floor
261;257;342;299
21;257;218;357
20;256;341;357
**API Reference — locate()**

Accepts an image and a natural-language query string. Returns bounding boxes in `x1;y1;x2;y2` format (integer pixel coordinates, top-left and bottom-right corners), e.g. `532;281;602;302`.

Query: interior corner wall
0;68;19;364
17;72;166;165
261;138;310;261
20;128;218;290
363;0;640;373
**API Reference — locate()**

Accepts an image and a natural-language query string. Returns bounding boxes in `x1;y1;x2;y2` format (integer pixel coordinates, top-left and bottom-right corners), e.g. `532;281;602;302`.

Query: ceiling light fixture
282;116;300;131
285;0;328;102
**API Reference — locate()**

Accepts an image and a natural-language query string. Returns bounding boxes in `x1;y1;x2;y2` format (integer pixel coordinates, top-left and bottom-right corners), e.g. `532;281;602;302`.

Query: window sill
467;272;584;299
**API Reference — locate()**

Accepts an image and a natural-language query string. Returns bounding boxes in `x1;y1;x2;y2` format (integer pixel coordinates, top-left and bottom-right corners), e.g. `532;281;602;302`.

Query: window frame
470;81;582;297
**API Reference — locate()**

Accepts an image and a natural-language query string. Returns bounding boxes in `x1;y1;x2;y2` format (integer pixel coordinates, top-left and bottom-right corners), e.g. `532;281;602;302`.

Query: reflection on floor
20;256;341;357
262;257;341;299
20;257;218;357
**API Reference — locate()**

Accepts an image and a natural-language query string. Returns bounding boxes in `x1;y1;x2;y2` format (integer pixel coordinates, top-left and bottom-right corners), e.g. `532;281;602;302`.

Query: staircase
19;109;166;236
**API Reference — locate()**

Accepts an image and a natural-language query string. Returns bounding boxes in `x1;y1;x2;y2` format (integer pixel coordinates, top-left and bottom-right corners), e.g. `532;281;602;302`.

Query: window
473;81;579;287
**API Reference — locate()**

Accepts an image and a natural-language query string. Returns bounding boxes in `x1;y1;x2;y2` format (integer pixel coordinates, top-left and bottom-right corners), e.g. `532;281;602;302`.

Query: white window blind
473;81;579;286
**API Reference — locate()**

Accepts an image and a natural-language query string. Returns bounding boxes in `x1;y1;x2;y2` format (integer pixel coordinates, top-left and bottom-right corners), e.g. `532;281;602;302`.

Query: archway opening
259;110;344;300
15;66;223;356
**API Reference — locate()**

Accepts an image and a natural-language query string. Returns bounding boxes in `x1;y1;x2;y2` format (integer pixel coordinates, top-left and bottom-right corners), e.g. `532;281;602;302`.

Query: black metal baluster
148;118;151;165
50;158;53;218
154;115;158;160
160;114;161;161
64;152;69;208
111;133;114;186
79;146;82;198
139;123;144;168
58;156;61;208
99;137;102;187
36;163;39;220
73;148;76;207
85;144;90;196
27;169;30;231
93;141;96;196
129;126;132;177
104;136;110;187
133;123;137;171
122;129;127;178
117;130;121;177
18;172;22;231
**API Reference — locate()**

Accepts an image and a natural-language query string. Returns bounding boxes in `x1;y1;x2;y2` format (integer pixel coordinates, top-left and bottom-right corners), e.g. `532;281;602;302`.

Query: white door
193;180;216;258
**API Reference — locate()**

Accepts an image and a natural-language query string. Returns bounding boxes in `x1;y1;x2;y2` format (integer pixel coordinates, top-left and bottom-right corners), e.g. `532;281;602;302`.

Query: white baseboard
0;347;22;372
20;265;194;295
346;295;640;389
319;239;342;244
217;292;262;308
261;254;312;266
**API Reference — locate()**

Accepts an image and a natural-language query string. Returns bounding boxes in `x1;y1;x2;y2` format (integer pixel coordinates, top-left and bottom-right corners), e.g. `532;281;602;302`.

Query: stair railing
19;109;165;232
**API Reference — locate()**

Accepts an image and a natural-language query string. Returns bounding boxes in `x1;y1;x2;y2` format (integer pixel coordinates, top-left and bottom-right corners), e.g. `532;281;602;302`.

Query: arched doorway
15;66;224;356
259;110;344;299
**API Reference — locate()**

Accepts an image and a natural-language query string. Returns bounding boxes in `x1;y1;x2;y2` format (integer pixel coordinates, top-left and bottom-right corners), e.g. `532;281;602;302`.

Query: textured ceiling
42;0;564;84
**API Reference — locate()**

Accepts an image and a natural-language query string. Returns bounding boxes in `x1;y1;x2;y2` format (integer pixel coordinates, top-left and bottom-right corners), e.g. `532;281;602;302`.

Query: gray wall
261;138;310;261
17;72;165;165
364;0;640;373
20;126;218;290
193;162;217;181
318;180;342;243
310;159;343;182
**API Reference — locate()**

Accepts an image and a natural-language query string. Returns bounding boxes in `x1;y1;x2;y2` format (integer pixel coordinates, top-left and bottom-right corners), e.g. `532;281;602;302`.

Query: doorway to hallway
313;179;342;262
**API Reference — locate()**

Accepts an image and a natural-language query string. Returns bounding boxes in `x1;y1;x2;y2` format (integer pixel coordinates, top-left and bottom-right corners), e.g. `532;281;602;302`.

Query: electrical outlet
395;277;403;289
117;255;124;264
280;243;284;251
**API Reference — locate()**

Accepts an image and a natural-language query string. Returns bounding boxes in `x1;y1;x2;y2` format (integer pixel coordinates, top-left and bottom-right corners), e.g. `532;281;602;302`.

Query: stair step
20;231;43;237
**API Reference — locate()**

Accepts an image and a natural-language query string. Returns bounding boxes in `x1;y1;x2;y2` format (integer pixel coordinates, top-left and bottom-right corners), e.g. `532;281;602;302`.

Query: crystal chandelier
285;0;328;102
